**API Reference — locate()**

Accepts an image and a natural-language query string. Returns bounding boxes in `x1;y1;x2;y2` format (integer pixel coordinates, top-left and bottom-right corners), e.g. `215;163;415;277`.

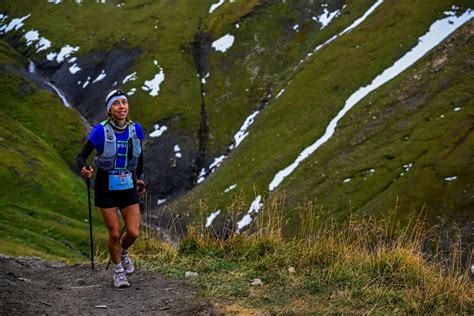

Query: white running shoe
114;269;130;288
121;252;135;275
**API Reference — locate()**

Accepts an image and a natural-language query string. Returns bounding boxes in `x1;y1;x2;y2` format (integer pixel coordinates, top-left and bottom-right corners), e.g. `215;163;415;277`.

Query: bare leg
100;208;121;264
121;203;141;251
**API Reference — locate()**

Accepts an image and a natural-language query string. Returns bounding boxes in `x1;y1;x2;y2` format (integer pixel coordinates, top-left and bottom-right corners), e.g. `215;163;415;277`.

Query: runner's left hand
136;179;146;196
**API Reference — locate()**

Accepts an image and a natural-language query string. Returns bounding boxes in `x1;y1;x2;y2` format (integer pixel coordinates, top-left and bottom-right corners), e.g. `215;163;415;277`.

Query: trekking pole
105;225;126;271
86;166;95;270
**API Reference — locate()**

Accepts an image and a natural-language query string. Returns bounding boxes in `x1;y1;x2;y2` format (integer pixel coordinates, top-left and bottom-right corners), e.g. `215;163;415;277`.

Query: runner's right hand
81;166;94;178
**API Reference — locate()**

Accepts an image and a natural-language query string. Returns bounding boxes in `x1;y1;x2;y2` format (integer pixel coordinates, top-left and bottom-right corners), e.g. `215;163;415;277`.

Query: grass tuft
133;192;473;313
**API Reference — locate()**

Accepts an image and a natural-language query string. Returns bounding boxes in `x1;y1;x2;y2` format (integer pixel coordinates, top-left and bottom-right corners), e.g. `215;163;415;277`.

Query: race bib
108;171;133;191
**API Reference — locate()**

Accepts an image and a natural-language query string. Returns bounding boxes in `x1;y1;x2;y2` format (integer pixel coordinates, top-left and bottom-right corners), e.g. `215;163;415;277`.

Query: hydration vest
94;120;142;172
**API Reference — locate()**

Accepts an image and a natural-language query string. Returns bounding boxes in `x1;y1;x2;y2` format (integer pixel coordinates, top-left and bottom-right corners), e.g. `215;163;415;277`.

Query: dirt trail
0;254;217;315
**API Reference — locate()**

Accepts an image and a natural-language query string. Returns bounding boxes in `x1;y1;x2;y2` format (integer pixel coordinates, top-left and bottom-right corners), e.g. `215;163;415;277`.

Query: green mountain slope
0;0;472;256
202;0;374;155
175;1;473;229
0;0;374;156
283;22;474;221
0;39;105;261
0;0;208;130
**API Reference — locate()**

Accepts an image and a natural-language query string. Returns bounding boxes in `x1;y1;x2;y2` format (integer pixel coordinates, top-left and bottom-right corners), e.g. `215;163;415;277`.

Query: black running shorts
94;169;139;209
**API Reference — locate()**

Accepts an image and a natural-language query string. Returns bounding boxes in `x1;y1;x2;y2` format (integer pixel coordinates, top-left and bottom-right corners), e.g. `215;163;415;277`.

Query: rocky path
0;254;217;315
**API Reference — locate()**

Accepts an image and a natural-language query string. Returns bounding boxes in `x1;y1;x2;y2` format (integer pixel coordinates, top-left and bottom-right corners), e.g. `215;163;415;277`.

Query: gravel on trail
0;254;217;315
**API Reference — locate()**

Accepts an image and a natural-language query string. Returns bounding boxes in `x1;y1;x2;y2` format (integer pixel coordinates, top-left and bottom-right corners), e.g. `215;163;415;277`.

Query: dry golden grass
132;191;472;314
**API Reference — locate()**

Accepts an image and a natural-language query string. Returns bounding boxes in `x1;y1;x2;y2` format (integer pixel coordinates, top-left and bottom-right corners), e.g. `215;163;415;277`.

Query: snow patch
248;195;263;214
92;70;107;83
197;154;228;184
212;34;235;53
340;0;384;36
236;195;263;231
56;45;80;63
122;72;137;84
149;124;167;138
201;72;210;84
275;89;285;99
24;30;39;46
1;14;30;34
82;76;91;89
47;52;57;61
232;111;260;149
36;37;51;52
403;163;413;172
142;61;165;97
237;214;252;231
69;63;81;74
205;210;221;228
174;144;182;158
316;8;341;29
310;0;382;56
209;155;226;171
209;0;224;14
127;88;136;96
268;9;474;191
224;184;237;193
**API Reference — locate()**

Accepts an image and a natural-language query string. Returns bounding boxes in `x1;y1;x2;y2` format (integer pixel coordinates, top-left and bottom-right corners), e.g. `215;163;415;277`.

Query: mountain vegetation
0;38;106;260
0;0;472;312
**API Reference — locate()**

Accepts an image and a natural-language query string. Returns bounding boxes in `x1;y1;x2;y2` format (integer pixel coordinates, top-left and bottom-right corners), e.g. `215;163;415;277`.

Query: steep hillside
175;1;473;232
0;38;105;261
0;0;472;248
0;0;379;201
0;0;208;200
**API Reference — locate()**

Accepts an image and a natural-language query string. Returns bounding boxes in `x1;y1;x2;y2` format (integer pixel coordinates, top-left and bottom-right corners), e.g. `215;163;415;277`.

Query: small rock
95;305;107;309
75;278;86;285
251;278;263;287
185;271;198;278
288;267;296;274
